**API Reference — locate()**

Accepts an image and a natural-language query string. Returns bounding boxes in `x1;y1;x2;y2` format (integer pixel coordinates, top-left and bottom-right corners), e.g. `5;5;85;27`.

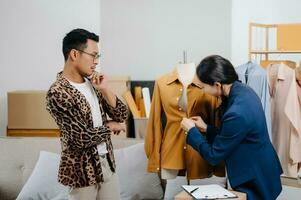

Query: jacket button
184;146;187;150
180;88;183;91
157;168;160;170
179;107;182;111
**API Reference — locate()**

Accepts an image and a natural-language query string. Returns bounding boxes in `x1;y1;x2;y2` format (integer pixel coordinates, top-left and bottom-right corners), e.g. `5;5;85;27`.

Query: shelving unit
249;23;301;62
249;23;301;188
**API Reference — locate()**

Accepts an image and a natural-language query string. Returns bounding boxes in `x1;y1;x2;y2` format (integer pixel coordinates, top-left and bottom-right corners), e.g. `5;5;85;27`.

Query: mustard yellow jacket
144;70;224;179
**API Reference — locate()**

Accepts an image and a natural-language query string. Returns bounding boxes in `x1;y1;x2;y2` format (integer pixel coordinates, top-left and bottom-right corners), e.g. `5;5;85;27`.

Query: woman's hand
106;121;126;135
190;116;207;132
181;118;195;132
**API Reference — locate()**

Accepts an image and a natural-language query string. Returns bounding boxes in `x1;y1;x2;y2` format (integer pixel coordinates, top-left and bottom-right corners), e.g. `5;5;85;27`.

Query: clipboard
182;184;238;200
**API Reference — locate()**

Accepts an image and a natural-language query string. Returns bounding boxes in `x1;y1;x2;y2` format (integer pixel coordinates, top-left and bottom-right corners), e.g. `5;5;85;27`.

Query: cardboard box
133;118;149;139
107;76;130;104
7;76;130;135
7;91;58;129
174;190;246;200
107;76;131;138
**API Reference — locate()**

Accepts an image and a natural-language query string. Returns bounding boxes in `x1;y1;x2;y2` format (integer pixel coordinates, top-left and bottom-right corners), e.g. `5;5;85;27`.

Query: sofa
0;137;163;200
0;136;229;200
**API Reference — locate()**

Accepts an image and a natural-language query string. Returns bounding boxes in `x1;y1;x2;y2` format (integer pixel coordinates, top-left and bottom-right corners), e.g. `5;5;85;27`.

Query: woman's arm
190;116;220;144
186;112;249;166
206;125;220;144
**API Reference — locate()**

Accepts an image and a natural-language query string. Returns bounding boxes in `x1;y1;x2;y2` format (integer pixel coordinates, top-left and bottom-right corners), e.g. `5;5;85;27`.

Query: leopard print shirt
46;72;128;188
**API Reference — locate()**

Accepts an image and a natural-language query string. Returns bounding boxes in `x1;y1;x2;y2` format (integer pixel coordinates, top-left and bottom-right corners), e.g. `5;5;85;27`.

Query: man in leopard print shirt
46;29;127;200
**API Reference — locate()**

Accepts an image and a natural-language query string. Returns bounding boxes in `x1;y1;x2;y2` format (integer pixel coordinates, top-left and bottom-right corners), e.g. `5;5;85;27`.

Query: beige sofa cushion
115;143;164;199
0;137;142;200
16;151;68;200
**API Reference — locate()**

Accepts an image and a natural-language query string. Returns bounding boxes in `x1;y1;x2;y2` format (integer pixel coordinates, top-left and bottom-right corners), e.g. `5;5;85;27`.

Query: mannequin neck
176;62;196;86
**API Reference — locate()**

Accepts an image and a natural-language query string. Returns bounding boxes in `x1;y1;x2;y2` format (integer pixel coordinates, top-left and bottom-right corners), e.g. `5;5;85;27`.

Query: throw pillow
16;151;68;200
114;143;164;200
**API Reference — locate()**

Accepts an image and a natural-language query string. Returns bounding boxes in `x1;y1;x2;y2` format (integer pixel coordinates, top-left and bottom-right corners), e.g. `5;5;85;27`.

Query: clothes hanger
248;54;258;65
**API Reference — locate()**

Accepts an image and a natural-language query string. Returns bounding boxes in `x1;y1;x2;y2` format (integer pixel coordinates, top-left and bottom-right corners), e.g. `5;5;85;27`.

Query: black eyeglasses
75;49;101;60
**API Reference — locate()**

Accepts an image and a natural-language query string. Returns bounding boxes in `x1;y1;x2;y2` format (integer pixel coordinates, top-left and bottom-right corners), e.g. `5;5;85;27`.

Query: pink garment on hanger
267;64;301;177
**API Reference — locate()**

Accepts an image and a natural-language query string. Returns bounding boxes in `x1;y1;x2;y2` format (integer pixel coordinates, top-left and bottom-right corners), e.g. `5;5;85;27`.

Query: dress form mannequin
161;62;196;180
177;62;196;112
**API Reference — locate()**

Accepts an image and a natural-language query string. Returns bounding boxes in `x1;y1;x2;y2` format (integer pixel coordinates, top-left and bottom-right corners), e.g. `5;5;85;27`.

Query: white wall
0;0;232;136
232;1;301;198
0;0;100;136
100;0;232;80
231;0;301;66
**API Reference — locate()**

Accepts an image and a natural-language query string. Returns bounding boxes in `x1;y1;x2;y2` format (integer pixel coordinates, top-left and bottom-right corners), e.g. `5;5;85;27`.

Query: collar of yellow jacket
166;69;203;89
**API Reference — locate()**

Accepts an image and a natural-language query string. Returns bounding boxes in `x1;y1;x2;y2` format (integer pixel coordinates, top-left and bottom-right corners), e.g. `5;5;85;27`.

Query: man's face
76;39;100;77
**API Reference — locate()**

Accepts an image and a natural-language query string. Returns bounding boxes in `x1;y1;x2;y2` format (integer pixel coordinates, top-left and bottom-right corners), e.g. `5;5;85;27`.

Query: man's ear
69;49;78;61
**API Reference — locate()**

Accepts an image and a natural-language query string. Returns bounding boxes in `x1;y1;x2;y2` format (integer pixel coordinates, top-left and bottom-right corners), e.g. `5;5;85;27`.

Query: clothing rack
249;23;301;189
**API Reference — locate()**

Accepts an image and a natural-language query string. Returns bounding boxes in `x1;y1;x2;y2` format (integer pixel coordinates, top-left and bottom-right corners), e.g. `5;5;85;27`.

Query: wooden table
175;190;246;200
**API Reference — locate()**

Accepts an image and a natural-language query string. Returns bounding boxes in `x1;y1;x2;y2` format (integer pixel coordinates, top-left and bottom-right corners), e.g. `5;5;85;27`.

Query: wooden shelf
249;23;301;60
7;129;60;137
250;50;301;54
281;176;301;188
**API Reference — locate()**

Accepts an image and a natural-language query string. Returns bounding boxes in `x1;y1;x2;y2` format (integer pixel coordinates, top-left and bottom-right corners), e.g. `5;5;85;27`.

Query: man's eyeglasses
75;49;101;60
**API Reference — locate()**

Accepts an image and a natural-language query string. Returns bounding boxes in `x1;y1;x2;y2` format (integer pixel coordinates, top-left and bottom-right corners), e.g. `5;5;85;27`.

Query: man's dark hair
62;28;99;61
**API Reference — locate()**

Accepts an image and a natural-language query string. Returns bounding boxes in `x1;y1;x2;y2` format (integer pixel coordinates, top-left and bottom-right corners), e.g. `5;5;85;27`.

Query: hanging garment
268;63;301;177
236;62;272;141
144;70;225;179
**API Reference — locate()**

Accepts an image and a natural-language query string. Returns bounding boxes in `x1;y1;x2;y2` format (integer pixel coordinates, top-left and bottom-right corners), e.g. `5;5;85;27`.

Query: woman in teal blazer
181;55;282;200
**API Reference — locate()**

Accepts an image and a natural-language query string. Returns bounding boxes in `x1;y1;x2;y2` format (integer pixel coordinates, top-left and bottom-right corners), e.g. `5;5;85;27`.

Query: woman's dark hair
196;55;238;115
196;55;238;85
62;28;99;61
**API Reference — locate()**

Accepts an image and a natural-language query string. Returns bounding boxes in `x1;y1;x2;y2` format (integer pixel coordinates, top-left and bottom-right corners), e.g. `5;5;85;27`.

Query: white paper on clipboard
182;184;237;199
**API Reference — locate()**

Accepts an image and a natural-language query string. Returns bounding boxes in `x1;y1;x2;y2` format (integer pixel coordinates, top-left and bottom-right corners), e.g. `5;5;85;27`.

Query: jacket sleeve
144;81;163;172
186;111;249;166
262;76;272;141
205;125;220;144
205;96;222;144
101;94;128;123
46;89;111;150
